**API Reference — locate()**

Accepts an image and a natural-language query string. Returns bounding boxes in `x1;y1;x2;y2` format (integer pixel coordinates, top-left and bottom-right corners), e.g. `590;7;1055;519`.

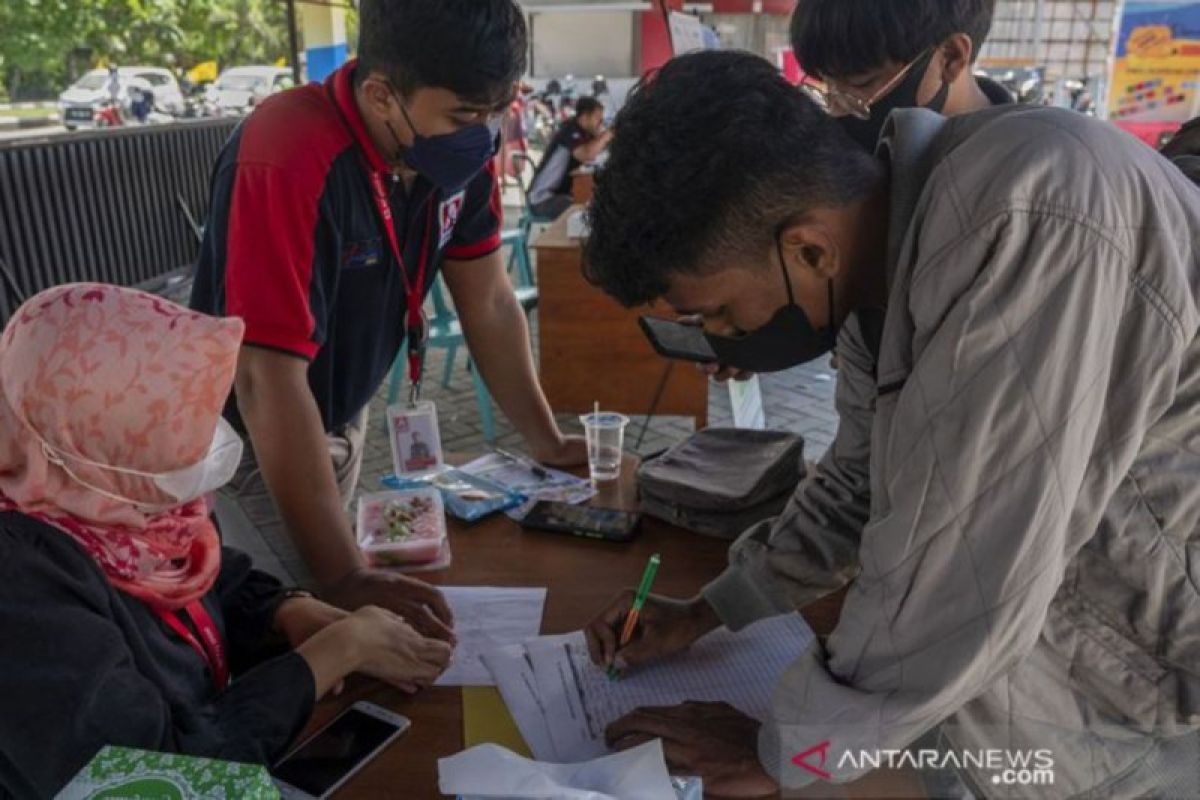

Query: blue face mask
387;88;498;191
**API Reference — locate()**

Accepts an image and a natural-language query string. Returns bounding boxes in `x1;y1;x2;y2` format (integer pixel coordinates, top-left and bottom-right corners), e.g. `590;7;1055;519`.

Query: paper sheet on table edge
437;739;676;800
479;643;557;759
434;586;547;687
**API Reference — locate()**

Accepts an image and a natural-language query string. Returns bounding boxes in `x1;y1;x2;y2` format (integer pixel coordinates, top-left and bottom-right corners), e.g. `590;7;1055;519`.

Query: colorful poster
1108;2;1200;125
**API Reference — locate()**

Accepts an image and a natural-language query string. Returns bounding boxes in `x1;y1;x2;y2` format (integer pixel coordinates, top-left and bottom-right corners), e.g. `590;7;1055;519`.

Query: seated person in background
582;51;1200;798
527;96;613;219
0;285;451;798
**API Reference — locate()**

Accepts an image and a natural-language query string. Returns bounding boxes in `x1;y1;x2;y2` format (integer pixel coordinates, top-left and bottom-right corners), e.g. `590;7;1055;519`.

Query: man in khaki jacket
583;50;1200;797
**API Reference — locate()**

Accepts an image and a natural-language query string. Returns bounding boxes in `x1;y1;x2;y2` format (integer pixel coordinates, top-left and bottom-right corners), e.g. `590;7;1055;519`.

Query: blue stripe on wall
307;43;348;83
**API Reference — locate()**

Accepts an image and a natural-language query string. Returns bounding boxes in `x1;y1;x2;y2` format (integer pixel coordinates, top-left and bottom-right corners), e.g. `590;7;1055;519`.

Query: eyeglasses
801;47;934;120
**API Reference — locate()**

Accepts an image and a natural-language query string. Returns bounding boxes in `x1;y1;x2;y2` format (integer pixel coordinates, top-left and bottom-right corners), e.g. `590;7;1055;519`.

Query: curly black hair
583;50;880;308
791;0;996;80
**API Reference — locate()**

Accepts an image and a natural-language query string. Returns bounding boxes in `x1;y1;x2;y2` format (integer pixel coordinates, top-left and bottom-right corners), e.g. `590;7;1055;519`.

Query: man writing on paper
191;0;586;642
583;51;1200;797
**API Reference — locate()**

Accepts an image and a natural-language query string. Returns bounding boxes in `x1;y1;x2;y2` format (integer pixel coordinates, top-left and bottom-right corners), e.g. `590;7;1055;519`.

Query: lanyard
366;170;436;405
154;600;230;692
324;80;435;406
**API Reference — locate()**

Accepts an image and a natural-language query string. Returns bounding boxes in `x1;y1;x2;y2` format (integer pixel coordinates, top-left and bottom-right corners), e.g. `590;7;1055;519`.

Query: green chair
504;152;558;294
437;190;539;393
386;275;497;441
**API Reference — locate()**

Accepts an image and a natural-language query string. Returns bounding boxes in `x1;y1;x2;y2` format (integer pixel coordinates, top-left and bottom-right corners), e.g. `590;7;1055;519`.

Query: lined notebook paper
484;614;815;761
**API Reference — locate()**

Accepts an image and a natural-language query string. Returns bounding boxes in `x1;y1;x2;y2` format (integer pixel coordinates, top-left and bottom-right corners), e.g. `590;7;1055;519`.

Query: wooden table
534;206;709;429
311;458;924;799
570;168;596;204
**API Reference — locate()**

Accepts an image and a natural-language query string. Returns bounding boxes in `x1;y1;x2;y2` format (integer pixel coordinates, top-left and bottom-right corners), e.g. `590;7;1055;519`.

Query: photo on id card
387;401;444;476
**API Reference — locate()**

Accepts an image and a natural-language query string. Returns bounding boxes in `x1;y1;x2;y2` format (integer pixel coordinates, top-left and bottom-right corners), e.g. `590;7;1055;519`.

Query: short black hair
791;0;995;79
584;50;880;308
357;0;527;106
575;97;604;118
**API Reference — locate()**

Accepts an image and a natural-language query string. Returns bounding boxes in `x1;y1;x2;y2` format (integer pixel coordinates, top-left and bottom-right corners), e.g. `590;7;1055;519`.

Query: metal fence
0;118;238;324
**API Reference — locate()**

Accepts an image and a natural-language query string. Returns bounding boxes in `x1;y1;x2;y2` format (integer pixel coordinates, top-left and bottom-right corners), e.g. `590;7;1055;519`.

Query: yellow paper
462;686;531;757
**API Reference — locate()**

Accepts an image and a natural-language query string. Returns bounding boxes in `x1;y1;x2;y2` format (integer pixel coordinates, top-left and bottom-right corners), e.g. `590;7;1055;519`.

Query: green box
56;746;280;800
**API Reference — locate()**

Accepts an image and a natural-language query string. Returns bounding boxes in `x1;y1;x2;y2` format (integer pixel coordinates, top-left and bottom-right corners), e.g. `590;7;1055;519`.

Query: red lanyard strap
325;81;435;405
367;170;436;403
155;600;229;692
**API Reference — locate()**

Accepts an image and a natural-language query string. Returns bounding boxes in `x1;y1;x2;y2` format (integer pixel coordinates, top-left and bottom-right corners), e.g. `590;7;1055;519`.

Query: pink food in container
356;489;447;566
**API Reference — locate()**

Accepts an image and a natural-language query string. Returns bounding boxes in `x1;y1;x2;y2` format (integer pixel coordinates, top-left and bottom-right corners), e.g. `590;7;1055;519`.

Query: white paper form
480;643;557;758
436;587;547;686
488;614;815;761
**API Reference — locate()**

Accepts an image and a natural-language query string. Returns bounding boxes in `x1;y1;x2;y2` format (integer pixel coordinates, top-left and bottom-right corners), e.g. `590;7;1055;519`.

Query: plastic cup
579;411;629;482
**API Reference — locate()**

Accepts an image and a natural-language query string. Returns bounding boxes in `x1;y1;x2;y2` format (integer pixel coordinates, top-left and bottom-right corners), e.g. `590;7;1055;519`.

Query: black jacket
0;512;315;799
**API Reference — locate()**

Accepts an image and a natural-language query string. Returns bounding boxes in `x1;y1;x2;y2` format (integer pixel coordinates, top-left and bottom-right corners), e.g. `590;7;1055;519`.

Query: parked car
207;66;295;115
58;67;186;130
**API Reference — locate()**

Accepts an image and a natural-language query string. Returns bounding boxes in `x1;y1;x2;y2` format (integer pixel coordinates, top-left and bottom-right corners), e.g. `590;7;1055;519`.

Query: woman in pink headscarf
0;284;451;797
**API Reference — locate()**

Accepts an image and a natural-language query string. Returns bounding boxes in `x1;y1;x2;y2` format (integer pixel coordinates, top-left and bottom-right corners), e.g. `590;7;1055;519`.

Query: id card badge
387;400;444;476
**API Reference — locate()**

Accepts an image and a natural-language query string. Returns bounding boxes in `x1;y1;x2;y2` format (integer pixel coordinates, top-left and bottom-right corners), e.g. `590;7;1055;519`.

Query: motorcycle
93;101;124;128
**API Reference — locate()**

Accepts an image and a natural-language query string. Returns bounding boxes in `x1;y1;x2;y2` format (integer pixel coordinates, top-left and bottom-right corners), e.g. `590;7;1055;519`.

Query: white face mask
36;416;244;512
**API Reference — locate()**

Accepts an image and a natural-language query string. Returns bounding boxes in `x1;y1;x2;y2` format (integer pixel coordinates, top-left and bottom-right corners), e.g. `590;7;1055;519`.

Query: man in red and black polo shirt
191;0;586;640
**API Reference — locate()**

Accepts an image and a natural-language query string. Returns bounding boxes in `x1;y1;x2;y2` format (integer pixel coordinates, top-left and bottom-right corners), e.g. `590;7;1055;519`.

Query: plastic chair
386;275;498;442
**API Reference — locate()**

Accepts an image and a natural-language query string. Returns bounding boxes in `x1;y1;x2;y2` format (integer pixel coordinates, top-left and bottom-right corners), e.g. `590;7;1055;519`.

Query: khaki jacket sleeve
759;208;1183;788
703;312;877;631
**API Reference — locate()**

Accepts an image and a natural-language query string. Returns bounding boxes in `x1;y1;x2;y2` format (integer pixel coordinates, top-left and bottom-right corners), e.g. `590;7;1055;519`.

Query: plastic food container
356;488;447;566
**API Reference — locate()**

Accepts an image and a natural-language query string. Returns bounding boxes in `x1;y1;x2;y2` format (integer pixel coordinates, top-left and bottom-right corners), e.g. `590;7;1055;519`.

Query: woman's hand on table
343;606;453;693
606;701;777;798
584;592;721;674
274;595;348;649
325;567;456;644
296;605;453;699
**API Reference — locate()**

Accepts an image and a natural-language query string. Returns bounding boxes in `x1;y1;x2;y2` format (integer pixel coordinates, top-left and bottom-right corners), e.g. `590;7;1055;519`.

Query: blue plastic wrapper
382;467;525;522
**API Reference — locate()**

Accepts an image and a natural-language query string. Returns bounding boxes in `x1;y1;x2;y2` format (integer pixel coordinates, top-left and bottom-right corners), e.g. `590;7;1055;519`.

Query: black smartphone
520;501;641;543
638;315;719;364
273;702;410;799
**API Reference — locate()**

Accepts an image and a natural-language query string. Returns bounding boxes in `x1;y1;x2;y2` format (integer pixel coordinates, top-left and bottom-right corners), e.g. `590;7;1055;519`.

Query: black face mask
703;236;839;373
838;49;950;151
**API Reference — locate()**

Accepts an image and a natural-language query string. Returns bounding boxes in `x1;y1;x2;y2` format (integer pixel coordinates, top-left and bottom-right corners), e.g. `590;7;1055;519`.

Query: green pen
608;553;661;681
